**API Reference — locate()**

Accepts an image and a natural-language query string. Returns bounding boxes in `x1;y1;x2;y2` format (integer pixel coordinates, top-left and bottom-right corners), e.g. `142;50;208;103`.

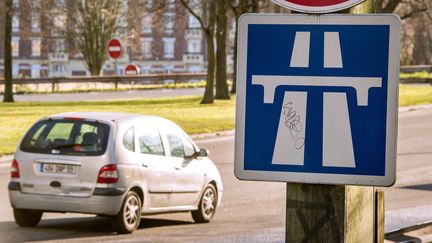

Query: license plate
40;163;76;175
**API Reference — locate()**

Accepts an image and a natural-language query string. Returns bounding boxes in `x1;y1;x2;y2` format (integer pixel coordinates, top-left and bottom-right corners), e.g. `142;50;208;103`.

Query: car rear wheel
13;208;43;227
192;184;217;223
111;191;142;234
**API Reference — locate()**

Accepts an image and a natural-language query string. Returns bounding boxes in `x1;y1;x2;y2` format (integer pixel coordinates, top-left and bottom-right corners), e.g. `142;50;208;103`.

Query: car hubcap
202;188;215;217
125;196;140;227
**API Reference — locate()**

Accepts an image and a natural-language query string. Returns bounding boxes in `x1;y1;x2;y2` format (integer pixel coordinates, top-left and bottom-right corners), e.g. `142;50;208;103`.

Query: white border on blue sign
234;14;401;187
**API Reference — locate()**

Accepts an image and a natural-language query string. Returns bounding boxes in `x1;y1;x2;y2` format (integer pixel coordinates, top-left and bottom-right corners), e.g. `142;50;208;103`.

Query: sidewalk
0;155;12;165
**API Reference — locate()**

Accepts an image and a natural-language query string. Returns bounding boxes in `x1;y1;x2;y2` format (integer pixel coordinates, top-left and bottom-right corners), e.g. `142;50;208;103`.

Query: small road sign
107;38;124;59
125;64;140;75
272;0;365;13
235;14;401;186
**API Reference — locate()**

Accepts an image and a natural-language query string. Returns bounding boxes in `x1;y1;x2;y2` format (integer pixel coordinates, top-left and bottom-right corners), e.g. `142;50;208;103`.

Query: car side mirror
192;148;208;158
199;148;209;157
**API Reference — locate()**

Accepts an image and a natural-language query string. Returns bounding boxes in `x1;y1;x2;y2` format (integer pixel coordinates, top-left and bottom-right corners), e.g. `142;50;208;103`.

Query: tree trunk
202;32;215;104
230;13;240;94
215;0;230;99
3;0;14;102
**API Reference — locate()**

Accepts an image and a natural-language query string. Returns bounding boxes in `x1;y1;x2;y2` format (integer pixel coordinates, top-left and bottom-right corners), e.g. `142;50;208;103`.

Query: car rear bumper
9;183;125;216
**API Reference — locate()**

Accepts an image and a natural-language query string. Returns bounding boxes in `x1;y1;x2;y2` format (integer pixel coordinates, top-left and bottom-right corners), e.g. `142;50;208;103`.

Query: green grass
0;96;235;155
0;84;431;156
399;84;432;107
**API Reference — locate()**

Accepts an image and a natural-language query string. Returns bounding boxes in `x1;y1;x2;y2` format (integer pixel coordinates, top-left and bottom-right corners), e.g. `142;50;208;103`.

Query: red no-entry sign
107;38;124;59
272;0;365;13
125;64;140;76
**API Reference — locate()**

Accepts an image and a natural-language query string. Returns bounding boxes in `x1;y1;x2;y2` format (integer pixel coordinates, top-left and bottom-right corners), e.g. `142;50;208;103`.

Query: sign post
234;8;400;242
107;38;124;81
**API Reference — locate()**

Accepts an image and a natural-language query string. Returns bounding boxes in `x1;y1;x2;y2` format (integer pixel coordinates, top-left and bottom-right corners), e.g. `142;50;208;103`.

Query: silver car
8;112;223;233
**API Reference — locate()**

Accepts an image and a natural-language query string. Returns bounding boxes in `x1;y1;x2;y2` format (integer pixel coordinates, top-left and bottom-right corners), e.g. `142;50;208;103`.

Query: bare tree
3;0;13;102
377;0;428;19
180;0;217;104
66;0;121;76
228;0;260;94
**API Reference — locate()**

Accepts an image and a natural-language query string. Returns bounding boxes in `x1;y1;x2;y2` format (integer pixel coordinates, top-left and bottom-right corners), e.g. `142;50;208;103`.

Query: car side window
166;127;195;157
123;127;134;152
138;127;164;156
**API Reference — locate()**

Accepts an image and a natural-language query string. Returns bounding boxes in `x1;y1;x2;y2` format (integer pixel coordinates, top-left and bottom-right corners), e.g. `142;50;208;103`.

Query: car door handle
142;163;149;168
175;166;181;170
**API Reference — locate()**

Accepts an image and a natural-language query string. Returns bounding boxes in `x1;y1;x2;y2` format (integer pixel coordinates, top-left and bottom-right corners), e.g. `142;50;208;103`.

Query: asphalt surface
0;88;205;102
0;133;286;242
0;107;431;242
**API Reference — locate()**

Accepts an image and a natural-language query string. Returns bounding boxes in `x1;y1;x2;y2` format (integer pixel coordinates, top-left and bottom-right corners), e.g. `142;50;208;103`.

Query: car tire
112;191;142;234
13;208;43;227
192;184;218;223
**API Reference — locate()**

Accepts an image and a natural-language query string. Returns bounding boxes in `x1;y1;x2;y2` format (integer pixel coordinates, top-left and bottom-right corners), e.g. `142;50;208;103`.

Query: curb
399;104;432;113
189;130;234;140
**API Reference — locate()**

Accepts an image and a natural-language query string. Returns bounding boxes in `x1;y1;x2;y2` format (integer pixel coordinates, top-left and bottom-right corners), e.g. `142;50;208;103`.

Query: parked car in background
8;112;223;234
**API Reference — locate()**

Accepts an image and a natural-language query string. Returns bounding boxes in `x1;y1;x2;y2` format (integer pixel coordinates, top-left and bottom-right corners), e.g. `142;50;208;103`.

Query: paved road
0;108;431;242
0;88;205;102
0;133;286;242
382;107;432;232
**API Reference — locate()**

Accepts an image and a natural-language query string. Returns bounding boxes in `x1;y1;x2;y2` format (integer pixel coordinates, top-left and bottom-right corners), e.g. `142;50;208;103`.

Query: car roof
47;112;165;124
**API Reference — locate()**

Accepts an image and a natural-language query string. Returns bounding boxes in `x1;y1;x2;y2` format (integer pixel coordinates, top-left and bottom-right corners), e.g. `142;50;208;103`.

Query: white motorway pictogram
252;31;382;167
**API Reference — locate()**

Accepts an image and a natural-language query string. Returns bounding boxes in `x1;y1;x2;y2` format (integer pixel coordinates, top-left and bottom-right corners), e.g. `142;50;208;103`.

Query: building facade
0;0;210;78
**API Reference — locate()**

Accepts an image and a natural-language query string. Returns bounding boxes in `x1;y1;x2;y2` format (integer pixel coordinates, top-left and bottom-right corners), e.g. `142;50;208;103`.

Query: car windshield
20;119;110;156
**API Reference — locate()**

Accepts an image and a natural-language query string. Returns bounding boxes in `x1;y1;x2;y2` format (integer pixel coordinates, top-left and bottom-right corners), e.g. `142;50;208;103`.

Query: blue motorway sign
234;14;400;186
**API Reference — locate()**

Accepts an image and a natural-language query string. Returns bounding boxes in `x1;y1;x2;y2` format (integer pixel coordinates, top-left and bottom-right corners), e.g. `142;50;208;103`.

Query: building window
187;40;201;53
12;64;18;77
188;15;200;29
31;13;40;32
12;37;19;57
163;38;175;59
13;0;19;7
31;38;41;57
141;15;152;33
31;64;41;78
144;0;152;9
12;15;19;32
164;13;174;33
55;39;65;52
53;64;65;73
141;38;152;58
54;15;66;29
117;1;128;29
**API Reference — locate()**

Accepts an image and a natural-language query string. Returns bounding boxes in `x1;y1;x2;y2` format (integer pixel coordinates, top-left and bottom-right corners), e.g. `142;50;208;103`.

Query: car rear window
20;119;110;156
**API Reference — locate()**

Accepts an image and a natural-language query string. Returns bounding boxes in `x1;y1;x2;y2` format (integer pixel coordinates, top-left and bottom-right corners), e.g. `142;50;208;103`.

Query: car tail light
11;159;20;178
97;164;118;184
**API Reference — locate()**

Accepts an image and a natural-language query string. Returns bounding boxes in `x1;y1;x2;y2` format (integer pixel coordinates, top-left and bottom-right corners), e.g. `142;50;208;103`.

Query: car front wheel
192;184;218;223
111;191;142;234
13;208;43;227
